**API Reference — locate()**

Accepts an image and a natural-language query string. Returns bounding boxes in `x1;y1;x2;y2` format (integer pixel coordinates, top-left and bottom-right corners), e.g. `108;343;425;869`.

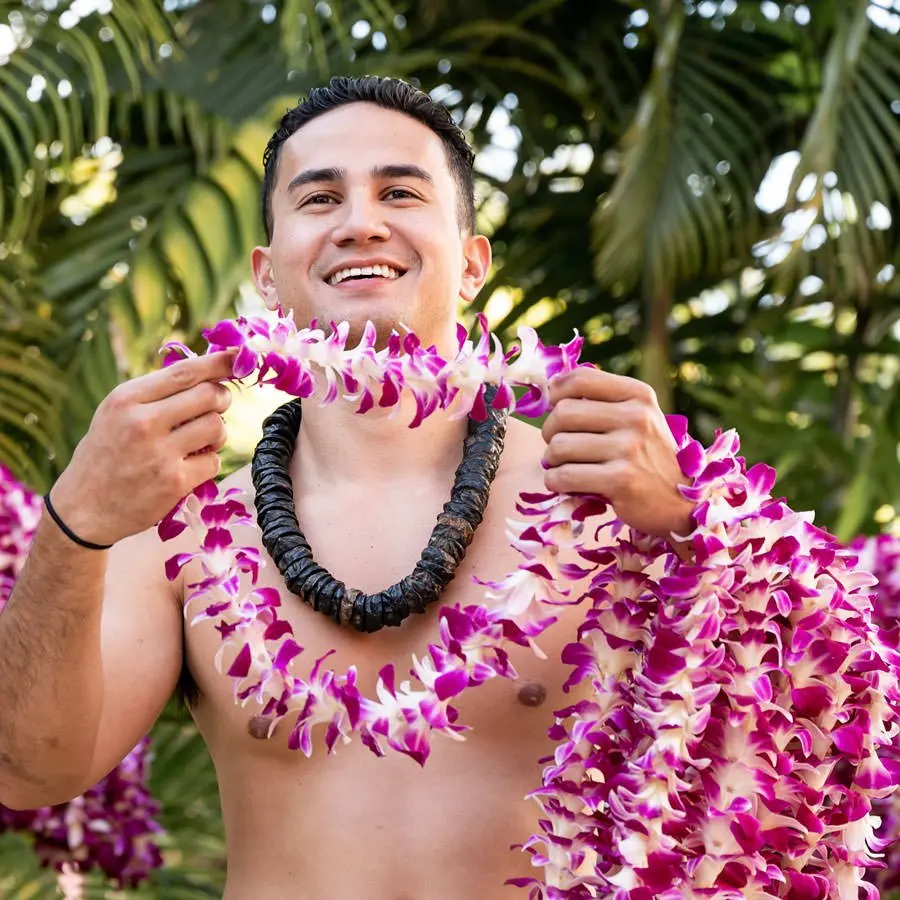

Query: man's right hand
49;351;236;547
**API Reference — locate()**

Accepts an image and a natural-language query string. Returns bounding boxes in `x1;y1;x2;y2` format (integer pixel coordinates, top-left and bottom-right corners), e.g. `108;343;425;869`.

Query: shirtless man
0;76;693;899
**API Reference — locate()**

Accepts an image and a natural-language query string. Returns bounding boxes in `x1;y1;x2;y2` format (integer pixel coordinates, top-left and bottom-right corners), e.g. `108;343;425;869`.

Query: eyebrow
285;164;434;193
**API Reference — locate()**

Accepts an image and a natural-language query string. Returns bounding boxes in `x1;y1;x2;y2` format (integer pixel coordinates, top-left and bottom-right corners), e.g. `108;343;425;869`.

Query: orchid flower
853;532;900;895
0;737;164;888
165;310;584;422
159;314;900;898
0;464;41;594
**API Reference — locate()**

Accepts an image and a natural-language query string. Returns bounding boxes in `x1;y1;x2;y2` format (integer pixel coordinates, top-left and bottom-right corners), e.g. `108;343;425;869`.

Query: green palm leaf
761;0;900;299
590;5;780;298
0;1;176;241
144;709;225;895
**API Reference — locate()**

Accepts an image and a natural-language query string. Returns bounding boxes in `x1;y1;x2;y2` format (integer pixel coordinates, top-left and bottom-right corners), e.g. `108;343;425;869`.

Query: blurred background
0;0;899;896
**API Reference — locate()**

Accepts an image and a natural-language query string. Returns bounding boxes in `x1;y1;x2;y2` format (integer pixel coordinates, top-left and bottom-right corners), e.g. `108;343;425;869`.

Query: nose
330;191;390;246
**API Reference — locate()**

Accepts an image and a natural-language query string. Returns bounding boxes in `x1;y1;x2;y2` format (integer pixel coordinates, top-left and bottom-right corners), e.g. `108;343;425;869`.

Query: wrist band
44;493;113;551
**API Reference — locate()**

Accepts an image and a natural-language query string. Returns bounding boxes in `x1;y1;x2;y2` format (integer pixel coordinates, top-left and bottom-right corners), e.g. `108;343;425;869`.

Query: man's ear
459;233;492;303
251;245;280;311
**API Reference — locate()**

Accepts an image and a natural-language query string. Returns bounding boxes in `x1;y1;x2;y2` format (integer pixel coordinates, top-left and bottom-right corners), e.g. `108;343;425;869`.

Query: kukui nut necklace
251;385;508;632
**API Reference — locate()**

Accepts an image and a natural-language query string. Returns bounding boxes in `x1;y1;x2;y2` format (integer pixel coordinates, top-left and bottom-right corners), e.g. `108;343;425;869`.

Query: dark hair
261;75;476;242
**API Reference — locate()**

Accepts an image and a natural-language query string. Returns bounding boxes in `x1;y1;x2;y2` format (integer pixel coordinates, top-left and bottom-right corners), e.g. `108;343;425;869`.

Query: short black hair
261;75;476;242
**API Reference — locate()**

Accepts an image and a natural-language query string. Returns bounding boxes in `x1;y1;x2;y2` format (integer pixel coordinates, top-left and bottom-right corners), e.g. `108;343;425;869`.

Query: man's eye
385;188;416;200
303;193;336;206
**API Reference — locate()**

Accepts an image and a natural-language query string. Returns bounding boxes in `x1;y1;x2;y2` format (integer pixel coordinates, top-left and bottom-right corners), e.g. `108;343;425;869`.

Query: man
0;77;693;898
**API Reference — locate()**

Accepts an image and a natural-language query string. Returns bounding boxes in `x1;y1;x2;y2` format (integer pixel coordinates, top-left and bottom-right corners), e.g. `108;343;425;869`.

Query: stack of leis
162;311;900;898
0;463;41;599
0;465;164;890
0;737;164;890
853;533;900;896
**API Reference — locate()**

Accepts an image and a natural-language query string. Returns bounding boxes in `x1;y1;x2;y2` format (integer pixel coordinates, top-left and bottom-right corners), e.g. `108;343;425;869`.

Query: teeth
328;264;401;285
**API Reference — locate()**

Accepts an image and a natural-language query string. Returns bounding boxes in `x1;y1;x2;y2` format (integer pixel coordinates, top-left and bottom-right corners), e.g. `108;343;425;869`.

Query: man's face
252;102;490;350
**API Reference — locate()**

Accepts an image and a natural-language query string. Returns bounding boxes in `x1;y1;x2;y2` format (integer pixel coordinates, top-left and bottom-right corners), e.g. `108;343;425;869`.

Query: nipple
247;715;275;740
517;681;547;707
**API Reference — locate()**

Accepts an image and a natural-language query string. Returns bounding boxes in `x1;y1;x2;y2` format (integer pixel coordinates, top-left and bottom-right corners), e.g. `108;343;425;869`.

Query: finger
155;381;232;430
543;432;632;469
129;351;238;404
544;460;631;497
542;398;639;442
170;410;228;457
180;448;223;490
549;367;656;407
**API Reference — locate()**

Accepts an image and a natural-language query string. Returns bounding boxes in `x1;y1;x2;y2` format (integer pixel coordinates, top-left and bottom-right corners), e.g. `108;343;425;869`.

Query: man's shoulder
217;462;254;497
503;415;545;459
495;416;546;490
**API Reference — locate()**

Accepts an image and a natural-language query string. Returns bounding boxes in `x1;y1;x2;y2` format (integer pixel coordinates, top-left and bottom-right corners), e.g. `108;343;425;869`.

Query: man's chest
179;431;599;750
182;491;592;758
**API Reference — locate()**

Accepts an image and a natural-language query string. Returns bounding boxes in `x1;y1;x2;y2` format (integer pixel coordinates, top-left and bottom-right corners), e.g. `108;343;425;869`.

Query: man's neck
290;393;470;491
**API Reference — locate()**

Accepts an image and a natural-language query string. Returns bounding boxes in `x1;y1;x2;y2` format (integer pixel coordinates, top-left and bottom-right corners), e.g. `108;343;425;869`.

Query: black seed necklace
251;387;508;632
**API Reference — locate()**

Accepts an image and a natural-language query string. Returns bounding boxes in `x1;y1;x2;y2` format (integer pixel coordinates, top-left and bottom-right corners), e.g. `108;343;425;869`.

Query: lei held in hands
161;313;900;899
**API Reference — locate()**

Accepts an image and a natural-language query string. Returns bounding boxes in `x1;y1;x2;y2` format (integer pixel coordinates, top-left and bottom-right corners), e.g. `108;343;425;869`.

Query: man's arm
0;521;182;808
0;351;234;809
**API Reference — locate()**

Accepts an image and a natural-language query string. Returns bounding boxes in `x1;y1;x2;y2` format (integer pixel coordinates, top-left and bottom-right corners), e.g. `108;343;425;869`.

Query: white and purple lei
160;312;900;899
853;533;900;896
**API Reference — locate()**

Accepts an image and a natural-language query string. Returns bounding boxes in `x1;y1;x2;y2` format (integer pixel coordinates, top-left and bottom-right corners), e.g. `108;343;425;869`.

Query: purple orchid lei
0;463;41;600
161;311;900;898
0;465;164;889
853;533;900;896
0;737;164;889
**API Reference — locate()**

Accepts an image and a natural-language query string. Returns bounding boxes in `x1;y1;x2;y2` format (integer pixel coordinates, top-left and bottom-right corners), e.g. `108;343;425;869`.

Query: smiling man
0;77;694;898
254;83;490;359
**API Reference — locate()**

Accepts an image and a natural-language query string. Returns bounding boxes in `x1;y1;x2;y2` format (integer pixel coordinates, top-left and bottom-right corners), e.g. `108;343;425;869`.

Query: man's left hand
541;366;694;540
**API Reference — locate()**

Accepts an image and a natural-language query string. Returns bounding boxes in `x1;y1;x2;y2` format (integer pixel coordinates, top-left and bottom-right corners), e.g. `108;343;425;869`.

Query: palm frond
0;1;177;241
761;0;900;299
590;5;783;298
145;712;225;894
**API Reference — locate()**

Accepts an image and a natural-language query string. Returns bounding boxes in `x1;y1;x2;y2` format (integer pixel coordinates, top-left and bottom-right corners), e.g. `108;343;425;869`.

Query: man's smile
325;260;408;287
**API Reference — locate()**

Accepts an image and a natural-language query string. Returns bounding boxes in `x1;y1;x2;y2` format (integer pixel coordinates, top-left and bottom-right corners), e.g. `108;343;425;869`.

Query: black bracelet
44;492;113;551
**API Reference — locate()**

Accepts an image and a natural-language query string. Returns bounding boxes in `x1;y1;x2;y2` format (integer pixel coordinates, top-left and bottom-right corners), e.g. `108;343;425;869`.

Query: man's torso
176;419;594;899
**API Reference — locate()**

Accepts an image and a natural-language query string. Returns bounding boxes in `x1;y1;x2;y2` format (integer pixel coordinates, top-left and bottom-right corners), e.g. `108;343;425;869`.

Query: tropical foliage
1;0;899;895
